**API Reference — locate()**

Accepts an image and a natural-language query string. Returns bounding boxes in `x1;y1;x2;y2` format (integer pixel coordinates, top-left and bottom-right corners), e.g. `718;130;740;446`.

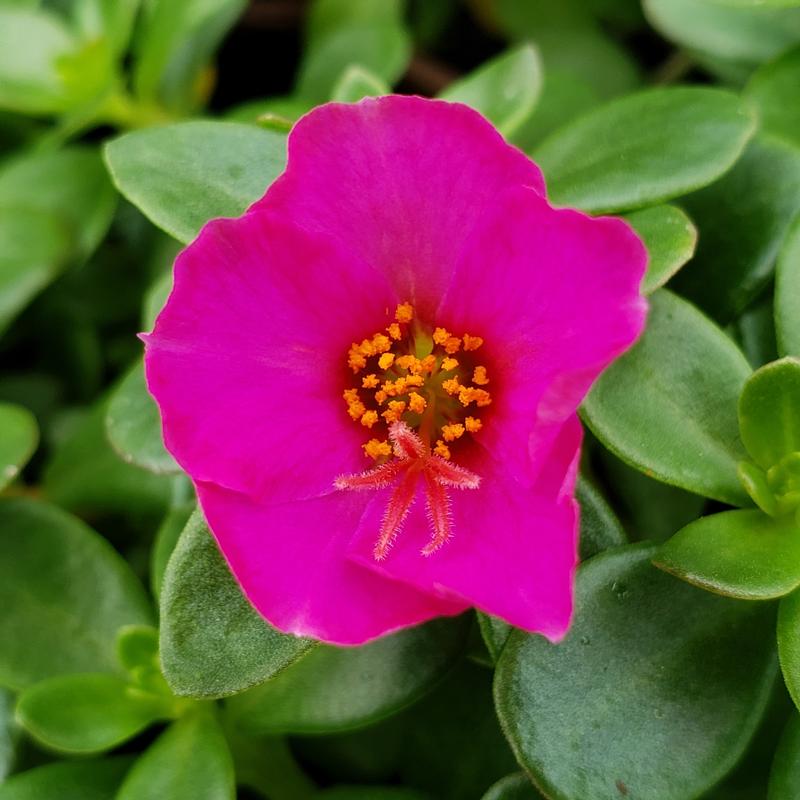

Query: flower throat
336;303;489;560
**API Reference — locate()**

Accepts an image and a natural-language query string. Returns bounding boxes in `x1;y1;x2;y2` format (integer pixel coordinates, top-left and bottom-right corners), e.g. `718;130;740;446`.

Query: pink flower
144;96;647;645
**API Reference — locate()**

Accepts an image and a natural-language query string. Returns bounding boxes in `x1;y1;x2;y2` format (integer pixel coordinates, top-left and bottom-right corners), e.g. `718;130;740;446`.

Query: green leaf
477;477;627;666
331;65;389;102
0;207;70;337
770;714;800;799
655;509;800;599
623;204;697;294
576;475;628;559
582;290;752;505
745;46;800;149
644;0;800;75
227;616;468;735
0;498;153;690
116;712;234;800
713;0;800;6
160;511;314;698
0;403;38;490
16;674;171;754
534;87;755;213
116;625;159;675
495;544;777;800
43;398;172;516
151;500;194;600
739;358;800;470
298;0;411;102
72;0;141;57
439;44;542;138
133;0;245;113
104;121;287;244
778;589;800;709
674;137;800;324
777;215;800;357
0;690;15;782
105;361;178;475
0;758;131;800
0;8;79;114
0;147;117;262
481;773;544;800
399;662;518;800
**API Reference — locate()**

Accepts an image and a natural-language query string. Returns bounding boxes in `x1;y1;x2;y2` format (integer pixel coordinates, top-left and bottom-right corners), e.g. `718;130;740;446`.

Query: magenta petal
349;417;582;641
196;481;469;645
145;212;398;504
437;186;647;485
256;96;545;317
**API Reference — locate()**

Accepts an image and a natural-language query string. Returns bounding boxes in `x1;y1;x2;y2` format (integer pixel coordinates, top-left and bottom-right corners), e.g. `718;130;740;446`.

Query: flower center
343;303;492;461
336;303;488;560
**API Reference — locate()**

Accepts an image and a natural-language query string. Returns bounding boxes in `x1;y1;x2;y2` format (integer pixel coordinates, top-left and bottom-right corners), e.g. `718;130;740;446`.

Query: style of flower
144;96;647;645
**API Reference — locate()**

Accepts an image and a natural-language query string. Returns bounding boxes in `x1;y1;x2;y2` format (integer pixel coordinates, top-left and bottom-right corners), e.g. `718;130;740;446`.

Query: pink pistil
335;421;481;560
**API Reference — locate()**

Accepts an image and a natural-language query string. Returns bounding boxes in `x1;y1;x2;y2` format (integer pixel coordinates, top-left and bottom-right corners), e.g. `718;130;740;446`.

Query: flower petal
145;212;398;504
197;481;469;645
437;185;647;485
349;417;582;641
256;96;545;318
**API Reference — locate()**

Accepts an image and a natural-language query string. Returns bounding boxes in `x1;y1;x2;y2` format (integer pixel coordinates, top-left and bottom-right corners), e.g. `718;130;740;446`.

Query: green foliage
0;758;131;800
582;290;752;505
0;498;152;689
3;1;800;796
104;122;287;243
439;44;542;137
535;87;755;213
227;616;468;734
115;711;235;800
160;511;314;698
623;204;697;294
495;544;777;800
0;403;38;490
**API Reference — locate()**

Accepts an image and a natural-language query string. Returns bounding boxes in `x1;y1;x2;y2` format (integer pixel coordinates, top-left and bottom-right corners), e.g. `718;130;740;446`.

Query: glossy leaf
105;122;286;244
160;510;314;698
776;215;800;357
655;510;800;599
778;589;800;709
481;773;544;800
0;147;117;262
745;46;800;149
439;44;542;137
0;403;38;490
16;674;171;754
739;358;800;469
495;544;777;800
770;714;800;799
331;65;389;102
105;361;178;474
582;290;752;505
0;207;70;337
675;137;800;323
228;616;469;735
72;0;141;56
644;0;800;74
0;758;130;800
115;712;235;800
623;204;697;294
535;87;755;213
0;498;153;690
